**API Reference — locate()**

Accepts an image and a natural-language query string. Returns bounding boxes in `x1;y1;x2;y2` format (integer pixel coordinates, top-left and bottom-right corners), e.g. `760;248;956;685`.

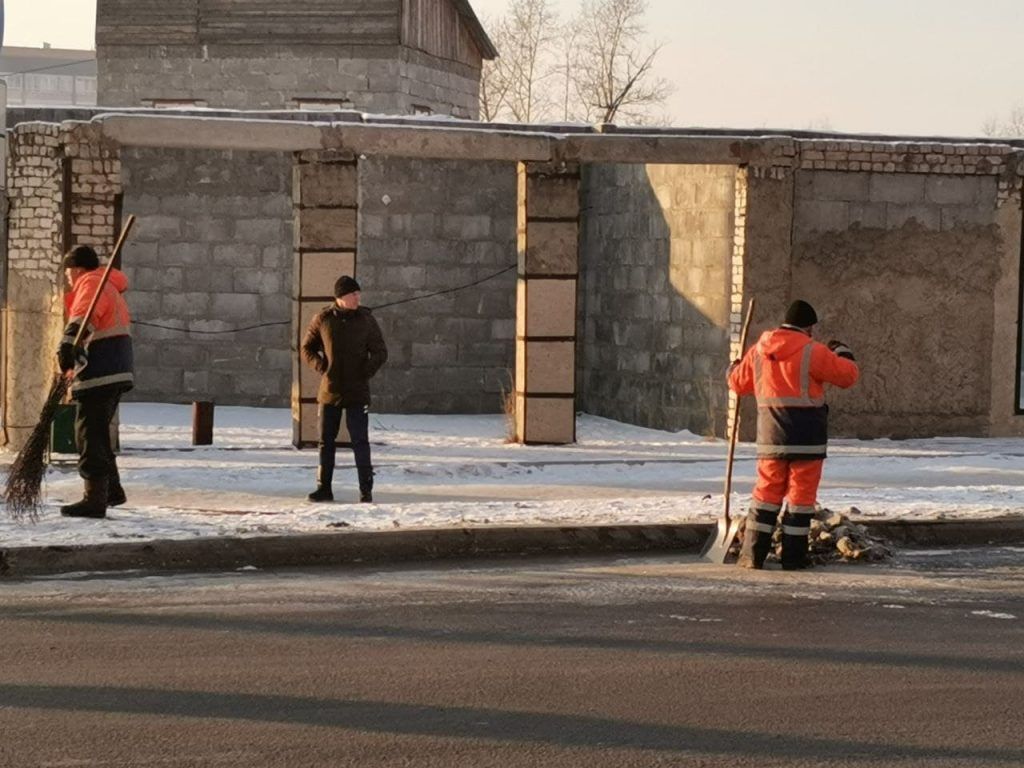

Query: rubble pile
731;507;894;566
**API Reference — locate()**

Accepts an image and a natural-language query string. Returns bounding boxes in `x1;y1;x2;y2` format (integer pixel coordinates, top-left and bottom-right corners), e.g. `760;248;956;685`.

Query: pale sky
5;0;1024;137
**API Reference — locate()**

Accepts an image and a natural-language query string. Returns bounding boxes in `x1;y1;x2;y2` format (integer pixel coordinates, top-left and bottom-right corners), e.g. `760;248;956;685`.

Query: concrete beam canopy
94;113;555;163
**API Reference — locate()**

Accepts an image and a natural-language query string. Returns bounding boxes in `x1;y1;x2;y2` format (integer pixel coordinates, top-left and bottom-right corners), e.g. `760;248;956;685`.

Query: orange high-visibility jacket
62;268;134;397
728;327;859;459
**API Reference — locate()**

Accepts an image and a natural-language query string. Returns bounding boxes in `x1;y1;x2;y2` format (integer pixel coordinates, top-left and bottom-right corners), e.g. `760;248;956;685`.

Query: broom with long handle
4;215;136;521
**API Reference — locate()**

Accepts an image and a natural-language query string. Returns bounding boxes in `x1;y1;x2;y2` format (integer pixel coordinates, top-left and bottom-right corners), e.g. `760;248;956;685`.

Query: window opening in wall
293;98;353;110
411;104;433;116
142;99;209;109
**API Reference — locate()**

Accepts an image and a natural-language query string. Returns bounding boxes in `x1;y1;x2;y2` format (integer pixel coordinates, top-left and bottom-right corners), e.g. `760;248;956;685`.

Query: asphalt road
1;549;1022;767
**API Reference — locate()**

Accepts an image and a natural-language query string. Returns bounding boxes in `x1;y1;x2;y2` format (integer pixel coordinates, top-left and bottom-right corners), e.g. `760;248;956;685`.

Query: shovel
700;297;755;563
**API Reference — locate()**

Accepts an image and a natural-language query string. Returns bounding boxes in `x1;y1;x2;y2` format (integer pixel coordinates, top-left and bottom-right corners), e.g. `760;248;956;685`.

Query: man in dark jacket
301;275;388;503
58;245;134;519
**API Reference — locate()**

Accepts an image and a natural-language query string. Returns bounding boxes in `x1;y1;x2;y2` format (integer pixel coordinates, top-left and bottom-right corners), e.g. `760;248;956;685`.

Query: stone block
298;300;328;338
234;269;283;295
516;340;575;394
412;342;457;367
516;395;575;444
140;215;182;239
526;173;580;219
294;161;358;207
519;220;579;275
796;200;849;233
848;202;887;228
159;242;210;266
940;205;995;230
869;174;926;204
236;218;284;245
298;251;356;297
297;208;357;250
212;243;261;268
210;292;259;322
163;292;211;319
297;401;319;445
886;204;940;230
183;267;233;292
133;266;184;292
442;214;492;240
182;216;234;242
806;171;870;202
925;176;987;205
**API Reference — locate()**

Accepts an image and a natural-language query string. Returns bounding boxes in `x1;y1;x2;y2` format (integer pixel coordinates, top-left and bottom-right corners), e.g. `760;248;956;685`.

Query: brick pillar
62;123;122;261
292;149;358;448
515;161;579;444
3;125;64;451
2;124;122;451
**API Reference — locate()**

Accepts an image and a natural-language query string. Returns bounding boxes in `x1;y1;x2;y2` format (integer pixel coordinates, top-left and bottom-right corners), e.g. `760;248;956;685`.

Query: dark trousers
74;389;122;480
318;403;372;481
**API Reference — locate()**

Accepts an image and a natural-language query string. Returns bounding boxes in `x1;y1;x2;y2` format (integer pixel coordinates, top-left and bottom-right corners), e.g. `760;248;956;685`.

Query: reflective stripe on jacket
728;327;859;459
63;268;134;397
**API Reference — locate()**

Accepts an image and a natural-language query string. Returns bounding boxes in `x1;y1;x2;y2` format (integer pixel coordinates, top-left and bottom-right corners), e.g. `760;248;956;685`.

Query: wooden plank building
96;0;497;117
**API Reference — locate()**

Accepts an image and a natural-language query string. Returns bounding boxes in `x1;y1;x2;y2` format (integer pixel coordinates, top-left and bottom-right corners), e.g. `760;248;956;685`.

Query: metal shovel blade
700;514;743;563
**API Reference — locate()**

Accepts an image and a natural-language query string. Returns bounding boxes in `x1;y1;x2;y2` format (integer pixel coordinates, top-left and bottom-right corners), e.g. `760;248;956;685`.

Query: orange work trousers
753;458;824;510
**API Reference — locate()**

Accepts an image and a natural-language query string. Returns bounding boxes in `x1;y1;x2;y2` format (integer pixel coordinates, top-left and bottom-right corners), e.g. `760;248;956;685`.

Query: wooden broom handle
70;215;136;348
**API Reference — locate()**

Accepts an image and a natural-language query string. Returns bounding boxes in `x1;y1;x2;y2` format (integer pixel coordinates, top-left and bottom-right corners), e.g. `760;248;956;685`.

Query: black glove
58;343;87;373
827;339;855;361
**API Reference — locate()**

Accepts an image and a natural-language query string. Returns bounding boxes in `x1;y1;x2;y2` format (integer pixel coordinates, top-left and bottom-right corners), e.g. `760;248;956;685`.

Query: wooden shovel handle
722;298;756;522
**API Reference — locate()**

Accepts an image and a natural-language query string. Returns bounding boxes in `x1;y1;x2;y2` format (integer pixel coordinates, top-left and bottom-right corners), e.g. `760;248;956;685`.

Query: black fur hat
784;299;818;328
334;275;361;298
62;245;100;270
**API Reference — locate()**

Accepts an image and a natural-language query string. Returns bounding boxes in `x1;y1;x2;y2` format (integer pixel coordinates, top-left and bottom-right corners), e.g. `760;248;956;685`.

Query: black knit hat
334;275;361;298
62;245;100;270
784;299;818;328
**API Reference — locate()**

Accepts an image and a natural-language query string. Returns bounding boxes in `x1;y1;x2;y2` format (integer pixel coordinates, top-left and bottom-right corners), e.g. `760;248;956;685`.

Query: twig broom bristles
4;216;136;521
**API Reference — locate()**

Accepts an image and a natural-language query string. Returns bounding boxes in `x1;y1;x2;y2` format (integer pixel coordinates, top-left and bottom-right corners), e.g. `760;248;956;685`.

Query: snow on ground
2;402;1024;547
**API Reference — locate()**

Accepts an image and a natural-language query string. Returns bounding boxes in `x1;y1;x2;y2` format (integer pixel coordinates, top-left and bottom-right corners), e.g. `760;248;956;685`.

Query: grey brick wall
358;156;517;413
99;45;480;118
120;147;293;406
578;164;736;435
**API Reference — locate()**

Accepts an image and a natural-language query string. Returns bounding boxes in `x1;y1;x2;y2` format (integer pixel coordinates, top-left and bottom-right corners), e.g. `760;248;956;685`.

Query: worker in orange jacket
727;300;859;570
57;245;135;519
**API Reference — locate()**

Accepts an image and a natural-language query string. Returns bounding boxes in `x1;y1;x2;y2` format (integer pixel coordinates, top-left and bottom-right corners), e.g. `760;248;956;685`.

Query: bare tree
479;16;512;122
982;105;1024;138
567;0;673;124
479;0;560;123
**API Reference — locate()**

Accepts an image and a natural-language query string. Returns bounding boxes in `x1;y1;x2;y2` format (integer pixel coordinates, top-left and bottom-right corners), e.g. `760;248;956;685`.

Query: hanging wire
130;263;516;335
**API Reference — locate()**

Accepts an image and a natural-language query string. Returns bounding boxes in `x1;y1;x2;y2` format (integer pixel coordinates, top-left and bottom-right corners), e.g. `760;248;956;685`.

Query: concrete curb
2;518;1023;578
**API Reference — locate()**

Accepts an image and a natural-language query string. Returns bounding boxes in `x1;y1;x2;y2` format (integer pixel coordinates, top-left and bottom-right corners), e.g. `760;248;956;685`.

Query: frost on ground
1;402;1023;548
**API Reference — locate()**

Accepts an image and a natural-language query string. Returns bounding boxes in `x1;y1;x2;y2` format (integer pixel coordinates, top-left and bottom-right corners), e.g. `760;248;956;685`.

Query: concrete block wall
790;168;1003;438
99;45;480;118
119;147;294;406
579;164;736;435
357;156;517;414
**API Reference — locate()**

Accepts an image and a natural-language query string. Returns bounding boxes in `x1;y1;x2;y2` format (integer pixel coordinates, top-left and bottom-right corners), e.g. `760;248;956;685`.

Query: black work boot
357;467;374;503
737;505;778;569
108;465;127;507
781;511;813;570
61;476;108;519
307;466;334;503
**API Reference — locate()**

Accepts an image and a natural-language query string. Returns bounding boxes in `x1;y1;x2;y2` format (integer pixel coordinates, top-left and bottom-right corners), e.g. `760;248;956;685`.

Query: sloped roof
450;0;498;60
0;46;97;77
